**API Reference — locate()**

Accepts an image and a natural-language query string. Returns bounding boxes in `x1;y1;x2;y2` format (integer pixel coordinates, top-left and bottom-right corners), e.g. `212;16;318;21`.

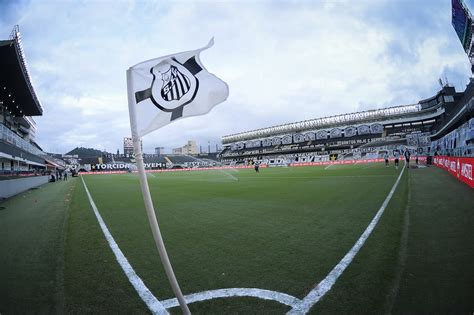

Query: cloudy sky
1;0;473;154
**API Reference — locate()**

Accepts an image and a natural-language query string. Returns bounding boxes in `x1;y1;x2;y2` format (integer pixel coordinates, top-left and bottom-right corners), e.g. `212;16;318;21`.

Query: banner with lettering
433;156;474;188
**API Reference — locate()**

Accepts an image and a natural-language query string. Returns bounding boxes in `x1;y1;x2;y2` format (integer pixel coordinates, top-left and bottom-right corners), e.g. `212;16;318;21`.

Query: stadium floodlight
452;0;473;53
8;25;43;114
452;0;474;72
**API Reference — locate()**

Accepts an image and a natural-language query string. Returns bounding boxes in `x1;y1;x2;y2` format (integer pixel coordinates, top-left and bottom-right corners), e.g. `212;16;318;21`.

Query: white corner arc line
80;166;406;314
81;176;168;315
287;167;406;314
161;288;302;309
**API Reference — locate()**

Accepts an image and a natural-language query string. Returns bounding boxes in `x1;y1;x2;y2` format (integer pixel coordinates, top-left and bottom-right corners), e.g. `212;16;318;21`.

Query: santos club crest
135;56;203;121
160;65;191;101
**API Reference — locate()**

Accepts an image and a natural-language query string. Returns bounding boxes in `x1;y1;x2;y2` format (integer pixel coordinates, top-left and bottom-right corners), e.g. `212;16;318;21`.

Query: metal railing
0;123;44;156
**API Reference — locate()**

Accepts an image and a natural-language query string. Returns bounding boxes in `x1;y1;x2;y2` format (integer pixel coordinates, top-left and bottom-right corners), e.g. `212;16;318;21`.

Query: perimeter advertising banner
80;165;268;175
434;156;474;188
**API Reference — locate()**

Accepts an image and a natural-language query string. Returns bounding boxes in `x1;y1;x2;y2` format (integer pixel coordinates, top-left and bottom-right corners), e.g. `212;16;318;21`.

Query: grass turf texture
0;179;73;313
1;164;473;313
392;167;474;314
72;164;401;313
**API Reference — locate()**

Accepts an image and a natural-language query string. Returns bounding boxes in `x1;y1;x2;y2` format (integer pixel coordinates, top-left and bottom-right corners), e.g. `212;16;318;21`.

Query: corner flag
125;39;228;315
127;38;229;137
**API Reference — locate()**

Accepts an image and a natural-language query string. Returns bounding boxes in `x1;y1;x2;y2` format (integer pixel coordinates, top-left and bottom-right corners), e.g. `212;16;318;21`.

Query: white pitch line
81;176;168;315
238;175;392;179
218;169;239;181
79;166;405;313
161;288;301;309
361;163;379;169
287;166;406;314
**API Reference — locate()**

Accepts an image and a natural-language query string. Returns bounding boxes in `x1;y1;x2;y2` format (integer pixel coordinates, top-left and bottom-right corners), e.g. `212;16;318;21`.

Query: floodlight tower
452;0;474;74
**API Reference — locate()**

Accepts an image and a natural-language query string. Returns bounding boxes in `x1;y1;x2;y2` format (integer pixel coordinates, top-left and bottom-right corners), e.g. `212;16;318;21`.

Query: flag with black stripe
127;38;229;137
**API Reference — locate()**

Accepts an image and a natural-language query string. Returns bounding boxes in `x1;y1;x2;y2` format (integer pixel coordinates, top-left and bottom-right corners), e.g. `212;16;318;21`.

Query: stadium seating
166;154;198;164
220;83;474;164
143;155;168;164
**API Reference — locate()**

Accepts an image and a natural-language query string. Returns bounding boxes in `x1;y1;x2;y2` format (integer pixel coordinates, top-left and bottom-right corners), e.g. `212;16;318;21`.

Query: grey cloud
1;0;471;154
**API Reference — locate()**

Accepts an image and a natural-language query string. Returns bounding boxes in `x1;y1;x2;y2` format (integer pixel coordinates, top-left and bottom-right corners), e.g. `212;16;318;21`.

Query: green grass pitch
2;164;473;314
67;164;407;313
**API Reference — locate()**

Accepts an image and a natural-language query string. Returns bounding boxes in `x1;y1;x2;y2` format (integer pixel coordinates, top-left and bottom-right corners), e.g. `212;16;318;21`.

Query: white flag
127;38;229;137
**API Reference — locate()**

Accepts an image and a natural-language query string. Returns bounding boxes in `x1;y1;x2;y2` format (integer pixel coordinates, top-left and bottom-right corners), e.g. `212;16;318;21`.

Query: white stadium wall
0;175;49;199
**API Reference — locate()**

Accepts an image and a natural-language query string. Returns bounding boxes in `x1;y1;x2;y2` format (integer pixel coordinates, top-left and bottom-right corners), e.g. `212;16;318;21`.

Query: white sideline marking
324;164;333;170
146;174;391;181
218;169;239;181
80;166;405;314
287;166;406;314
161;288;301;309
239;175;392;180
361;163;378;169
81;176;168;315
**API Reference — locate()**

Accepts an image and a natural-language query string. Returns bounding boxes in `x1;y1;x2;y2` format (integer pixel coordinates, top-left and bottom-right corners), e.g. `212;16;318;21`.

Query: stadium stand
65;80;473;172
143;155;168;164
166;154;197;164
69;151;223;172
220;84;474;166
0;26;62;180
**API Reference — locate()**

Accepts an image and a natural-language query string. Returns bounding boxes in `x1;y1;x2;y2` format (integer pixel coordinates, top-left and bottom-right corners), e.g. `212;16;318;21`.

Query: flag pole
126;68;191;315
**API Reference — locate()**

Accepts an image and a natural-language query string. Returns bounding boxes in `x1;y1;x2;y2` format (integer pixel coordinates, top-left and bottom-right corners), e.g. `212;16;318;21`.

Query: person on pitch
384;152;389;167
404;149;411;168
393;150;400;169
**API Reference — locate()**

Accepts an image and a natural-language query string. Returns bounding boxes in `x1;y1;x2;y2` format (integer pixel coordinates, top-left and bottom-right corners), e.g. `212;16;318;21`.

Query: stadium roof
222;104;421;144
0;26;43;116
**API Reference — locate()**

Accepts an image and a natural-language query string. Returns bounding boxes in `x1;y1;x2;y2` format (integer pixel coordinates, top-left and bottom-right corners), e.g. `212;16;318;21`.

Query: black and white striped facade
220;85;472;161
